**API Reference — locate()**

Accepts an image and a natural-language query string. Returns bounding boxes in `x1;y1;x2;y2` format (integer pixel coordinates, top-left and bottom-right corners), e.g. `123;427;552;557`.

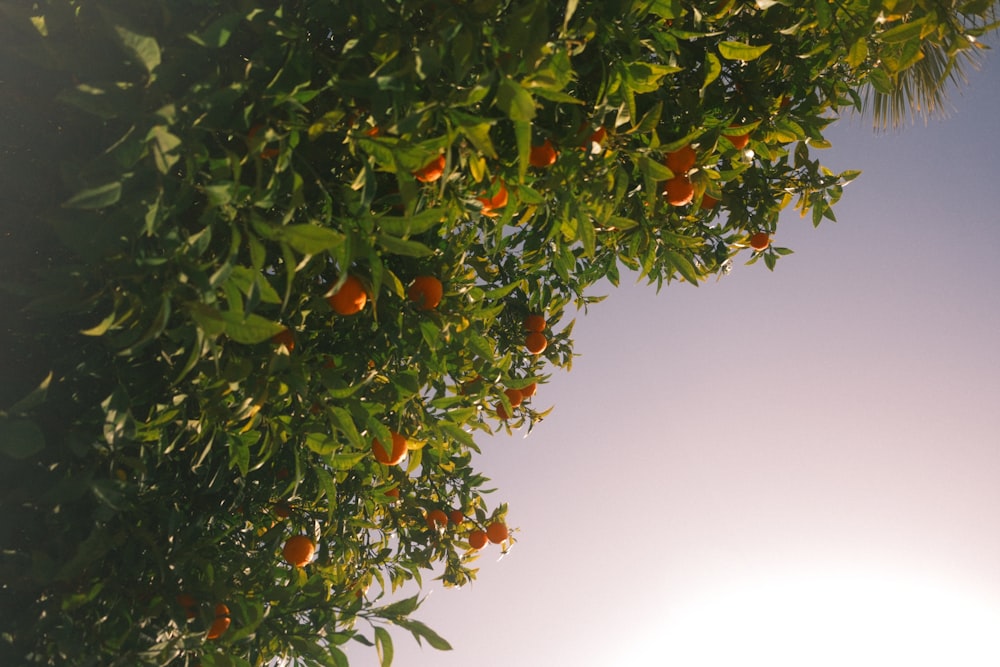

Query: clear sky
347;50;1000;666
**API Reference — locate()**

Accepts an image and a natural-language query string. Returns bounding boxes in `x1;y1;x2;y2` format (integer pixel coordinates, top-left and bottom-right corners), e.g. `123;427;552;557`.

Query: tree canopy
0;1;995;665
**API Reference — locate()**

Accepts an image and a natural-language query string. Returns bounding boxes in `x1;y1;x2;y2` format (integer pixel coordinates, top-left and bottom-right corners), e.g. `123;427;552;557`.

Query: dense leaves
0;0;994;665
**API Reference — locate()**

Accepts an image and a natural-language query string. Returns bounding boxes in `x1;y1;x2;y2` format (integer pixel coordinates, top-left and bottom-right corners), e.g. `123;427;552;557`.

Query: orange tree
0;1;994;665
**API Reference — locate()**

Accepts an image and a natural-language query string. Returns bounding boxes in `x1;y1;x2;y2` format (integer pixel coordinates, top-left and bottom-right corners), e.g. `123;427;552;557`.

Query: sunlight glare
637;569;1000;667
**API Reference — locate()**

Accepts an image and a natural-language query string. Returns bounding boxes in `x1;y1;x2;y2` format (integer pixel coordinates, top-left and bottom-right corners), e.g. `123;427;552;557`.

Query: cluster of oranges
661;125;751;208
524;313;548;355
271;274;445;350
425;508;509;550
175;595;232;641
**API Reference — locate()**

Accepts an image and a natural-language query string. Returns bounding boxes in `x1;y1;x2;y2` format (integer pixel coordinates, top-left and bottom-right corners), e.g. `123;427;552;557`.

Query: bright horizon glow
629;568;1000;667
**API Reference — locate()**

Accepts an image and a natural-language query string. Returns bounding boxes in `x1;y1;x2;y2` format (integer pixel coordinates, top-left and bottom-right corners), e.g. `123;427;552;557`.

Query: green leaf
113;25;161;74
718;41;772;61
377;232;433;257
378;207;447;236
228;433;250;475
847;36;869;68
664;249;701;285
330;407;363;448
868;67;894;94
63;182;122;210
150;126;181;174
8;372;53;415
329;452;367;471
187;13;242;48
222;312;287;344
375;627;394;667
496;78;536;122
0;418;45;460
280;224;346;255
378;594;421;617
639;156;674;181
392;618;453;651
702;52;722;90
878;17;928;43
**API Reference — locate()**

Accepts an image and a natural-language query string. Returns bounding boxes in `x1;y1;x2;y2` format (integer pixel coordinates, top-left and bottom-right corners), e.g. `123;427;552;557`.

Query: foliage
0;0;994;665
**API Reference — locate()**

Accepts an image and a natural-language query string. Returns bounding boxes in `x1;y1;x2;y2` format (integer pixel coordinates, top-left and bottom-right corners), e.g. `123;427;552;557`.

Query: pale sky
346;51;1000;667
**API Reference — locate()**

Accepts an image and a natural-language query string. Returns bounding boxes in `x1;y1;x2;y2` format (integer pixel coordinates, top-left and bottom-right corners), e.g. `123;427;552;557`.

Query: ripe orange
413;154;446;183
664;176;694;206
495;401;512;420
478;180;508;217
273;501;292;519
525;332;548;354
176;593;197;609
407;275;443;311
282;535;316;567
580;124;607;153
207;616;230;639
468;530;488;550
504;388;523;408
207;603;231;640
327;275;367;315
385;487;400;500
372;431;408;465
271;328;295;352
426;509;449;529
520;382;537;398
449;509;465;525
724;125;750;150
524;314;546;332
529;139;558;168
665;145;696;175
700;193;720;210
749;232;771;251
486;521;508;544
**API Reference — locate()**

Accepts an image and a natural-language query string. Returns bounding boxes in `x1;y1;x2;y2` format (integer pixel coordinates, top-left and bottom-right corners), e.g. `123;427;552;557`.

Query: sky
346;51;1000;666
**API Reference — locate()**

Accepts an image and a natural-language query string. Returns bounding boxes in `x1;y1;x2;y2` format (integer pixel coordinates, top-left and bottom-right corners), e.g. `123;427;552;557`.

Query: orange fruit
486;521;508;544
207;603;231;639
426;509;449;529
413;154;446;183
372;431;408;465
468;530;489;550
529;139;558;168
724;125;750;150
495;401;512;420
664;176;694;206
525;332;548;354
449;509;465;525
282;535;316;567
207;616;230;640
327;275;367;315
478;180;508;217
273;501;292;519
385;487;400;500
407;275;443;310
749;232;770;251
520;382;537;398
524;314;546;332
271;328;295;352
588;126;607;146
700;193;720;210
248;124;280;160
504;388;523;408
665;145;696;175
